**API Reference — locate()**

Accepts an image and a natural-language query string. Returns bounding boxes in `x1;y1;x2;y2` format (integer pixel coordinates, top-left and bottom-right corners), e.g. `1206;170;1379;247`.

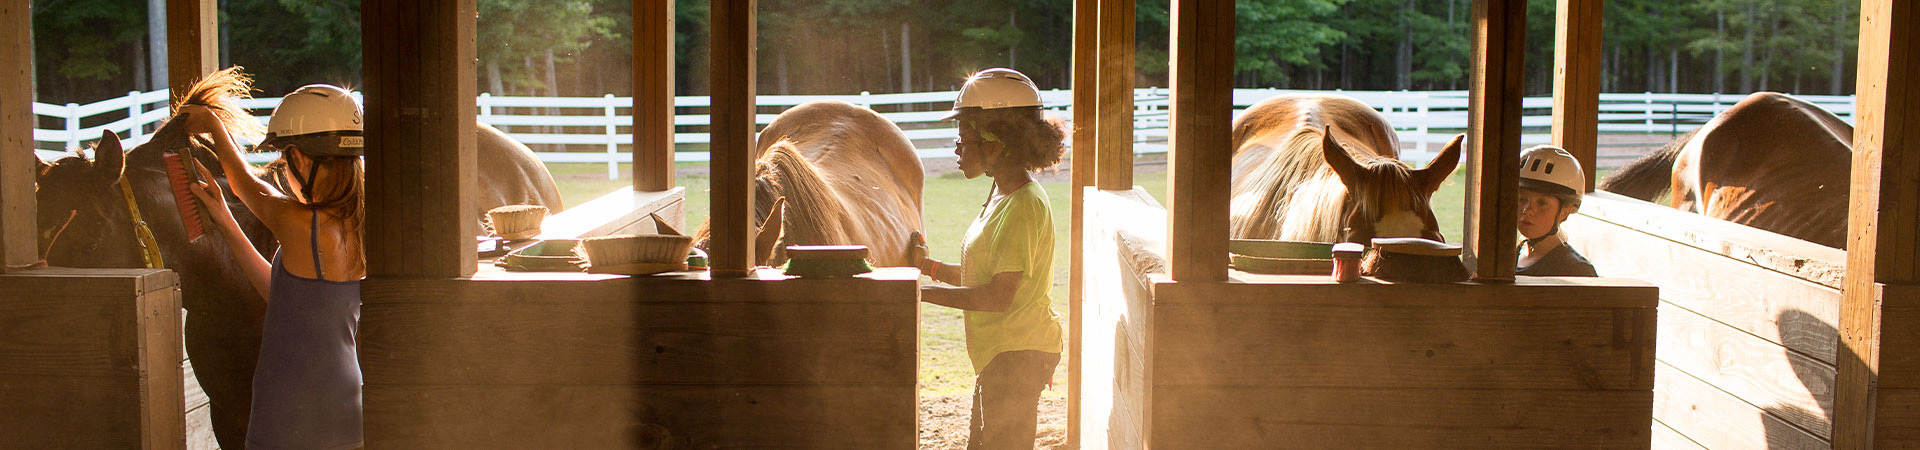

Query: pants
968;350;1061;450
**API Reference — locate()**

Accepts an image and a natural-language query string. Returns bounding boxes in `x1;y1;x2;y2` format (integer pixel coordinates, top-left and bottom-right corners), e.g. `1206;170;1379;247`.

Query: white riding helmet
257;84;364;157
942;68;1043;120
1518;145;1585;201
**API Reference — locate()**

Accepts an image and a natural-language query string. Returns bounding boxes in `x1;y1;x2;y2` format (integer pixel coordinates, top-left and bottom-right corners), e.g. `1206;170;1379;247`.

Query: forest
31;0;1858;103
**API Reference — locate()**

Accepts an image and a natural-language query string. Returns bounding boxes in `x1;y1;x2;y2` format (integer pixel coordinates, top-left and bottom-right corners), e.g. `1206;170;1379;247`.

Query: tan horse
694;100;924;267
1230;93;1462;244
1600;92;1851;248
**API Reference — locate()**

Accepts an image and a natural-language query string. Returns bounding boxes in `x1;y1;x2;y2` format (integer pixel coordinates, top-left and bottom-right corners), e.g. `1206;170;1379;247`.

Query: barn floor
919;394;1068;449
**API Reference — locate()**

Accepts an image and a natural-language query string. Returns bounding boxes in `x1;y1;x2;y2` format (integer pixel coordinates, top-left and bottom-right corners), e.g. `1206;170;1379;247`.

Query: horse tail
1599;128;1694;202
755;141;852;261
170;67;267;139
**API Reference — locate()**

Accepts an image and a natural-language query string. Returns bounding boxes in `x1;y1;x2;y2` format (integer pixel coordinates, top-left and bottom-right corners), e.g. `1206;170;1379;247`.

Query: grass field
543;161;1473;398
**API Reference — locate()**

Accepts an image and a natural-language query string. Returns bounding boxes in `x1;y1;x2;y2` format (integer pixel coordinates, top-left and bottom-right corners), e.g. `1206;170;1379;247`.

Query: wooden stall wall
0;269;186;449
1566;191;1843;449
358;269;920;449
1081;191;1659;449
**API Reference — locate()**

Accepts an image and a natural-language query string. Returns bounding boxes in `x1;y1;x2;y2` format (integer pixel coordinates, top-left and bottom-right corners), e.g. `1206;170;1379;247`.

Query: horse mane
166;67;267;139
1600;128;1695;202
754;140;853;260
1229;127;1351;241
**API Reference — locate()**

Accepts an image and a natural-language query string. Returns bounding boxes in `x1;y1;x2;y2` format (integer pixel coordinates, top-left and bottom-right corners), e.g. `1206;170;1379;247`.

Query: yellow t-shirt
960;182;1064;373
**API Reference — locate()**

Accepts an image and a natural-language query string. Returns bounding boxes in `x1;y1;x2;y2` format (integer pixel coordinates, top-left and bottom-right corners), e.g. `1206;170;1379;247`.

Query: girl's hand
176;105;227;136
187;158;234;221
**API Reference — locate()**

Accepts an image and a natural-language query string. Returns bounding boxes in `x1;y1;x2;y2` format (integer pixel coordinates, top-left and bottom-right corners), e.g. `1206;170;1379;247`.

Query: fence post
605;94;619;180
126;91;144;143
65;103;80;151
1416;91;1430;154
1643;91;1654;132
859;91;871;108
478;92;493;119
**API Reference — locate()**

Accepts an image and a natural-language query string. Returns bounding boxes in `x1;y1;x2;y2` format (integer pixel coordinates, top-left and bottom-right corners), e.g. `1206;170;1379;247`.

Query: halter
118;174;167;269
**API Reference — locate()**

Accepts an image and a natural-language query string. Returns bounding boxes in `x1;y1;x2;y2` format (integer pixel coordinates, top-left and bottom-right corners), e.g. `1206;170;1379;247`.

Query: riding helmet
1518;145;1585;204
943;68;1043;120
257;84;364;157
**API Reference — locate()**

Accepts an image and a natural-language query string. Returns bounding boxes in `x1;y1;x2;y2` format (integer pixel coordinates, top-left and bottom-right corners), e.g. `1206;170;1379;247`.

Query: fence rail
31;88;1856;178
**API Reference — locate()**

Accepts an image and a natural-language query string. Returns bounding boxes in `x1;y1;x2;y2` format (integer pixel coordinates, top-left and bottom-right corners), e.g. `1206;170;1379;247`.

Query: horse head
1322;126;1461;244
691;140;852;268
36;130;145;268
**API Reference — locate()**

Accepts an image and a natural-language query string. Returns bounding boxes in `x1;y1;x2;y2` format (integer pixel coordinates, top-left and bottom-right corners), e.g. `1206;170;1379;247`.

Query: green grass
542;162;1472;398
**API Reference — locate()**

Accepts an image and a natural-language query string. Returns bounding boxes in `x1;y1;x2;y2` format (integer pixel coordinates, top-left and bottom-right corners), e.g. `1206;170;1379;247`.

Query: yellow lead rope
119;177;166;269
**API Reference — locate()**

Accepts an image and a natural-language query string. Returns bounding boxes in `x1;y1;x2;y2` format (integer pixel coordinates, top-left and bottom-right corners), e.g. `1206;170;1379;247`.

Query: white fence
31;88;1857;178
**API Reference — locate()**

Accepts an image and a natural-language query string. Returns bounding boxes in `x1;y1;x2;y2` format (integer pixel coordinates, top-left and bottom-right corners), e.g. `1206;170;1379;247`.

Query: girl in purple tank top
183;82;368;450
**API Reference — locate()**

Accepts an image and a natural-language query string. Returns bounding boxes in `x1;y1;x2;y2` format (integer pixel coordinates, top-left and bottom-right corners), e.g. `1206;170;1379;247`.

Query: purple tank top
246;212;362;450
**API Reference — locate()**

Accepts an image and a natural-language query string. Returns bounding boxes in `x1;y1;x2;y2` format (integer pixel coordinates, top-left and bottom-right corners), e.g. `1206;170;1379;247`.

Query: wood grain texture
538;187;684;240
1149;386;1651;449
1094;0;1134;190
1552;0;1603;192
366;384;915;449
0;0;32;269
1565;210;1842;363
707;0;756;276
182;358;215;450
1463;0;1526;280
135;284;184;450
633;0;674;191
1653;420;1711;450
1577;191;1845;289
1884;283;1920;389
1079;188;1166;450
1840;2;1917;448
1653;362;1828;450
362;0;479;278
0;270;184;450
164;0;216;96
1150;273;1659;309
1165;0;1234;281
1069;2;1096;444
1655;305;1835;440
1875;388;1920;447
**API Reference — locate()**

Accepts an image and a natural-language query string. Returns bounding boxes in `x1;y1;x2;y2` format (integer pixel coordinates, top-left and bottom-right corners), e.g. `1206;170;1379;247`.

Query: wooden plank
1551;0;1603;192
1655;305;1835;440
362;267;919;304
1149;386;1651;449
362;0;479;278
182;358;216;450
537;187;684;240
0;296;142;377
365;384;915;449
0;270;184;450
1152;303;1654;391
1165;0;1233;282
708;0;756;277
633;0;674;191
1079;188;1165;450
1653;420;1710;450
1463;0;1526;280
1875;388;1920;447
1576;191;1845;289
136;283;184;450
1653;362;1828;450
1150;274;1659;309
1840;1;1917;448
0;267;176;298
1069;0;1096;444
0;376;142;448
0;0;32;270
1094;0;1134;190
164;0;216;96
1564;211;1842;364
1880;283;1920;389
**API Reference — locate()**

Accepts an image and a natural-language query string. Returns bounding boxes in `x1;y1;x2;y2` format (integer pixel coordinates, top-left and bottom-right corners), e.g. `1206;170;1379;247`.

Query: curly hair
964;107;1070;173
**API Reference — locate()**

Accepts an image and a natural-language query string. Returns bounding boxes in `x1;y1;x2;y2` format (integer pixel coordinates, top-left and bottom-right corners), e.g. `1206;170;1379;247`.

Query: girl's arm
917;259;1022;312
188;159;272;303
178;105;297;228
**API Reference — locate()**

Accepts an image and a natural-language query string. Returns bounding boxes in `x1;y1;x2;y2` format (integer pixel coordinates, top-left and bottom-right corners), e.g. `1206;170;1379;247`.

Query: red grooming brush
162;150;210;243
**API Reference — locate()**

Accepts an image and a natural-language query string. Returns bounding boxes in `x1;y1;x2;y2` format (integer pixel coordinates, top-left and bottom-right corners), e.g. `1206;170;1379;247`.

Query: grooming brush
162;148;211;243
1362;237;1469;283
578;234;694;275
487;205;550;240
782;245;875;278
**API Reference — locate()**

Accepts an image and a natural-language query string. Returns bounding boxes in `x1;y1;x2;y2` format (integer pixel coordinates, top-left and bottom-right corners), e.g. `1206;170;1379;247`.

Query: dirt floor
919;394;1069;450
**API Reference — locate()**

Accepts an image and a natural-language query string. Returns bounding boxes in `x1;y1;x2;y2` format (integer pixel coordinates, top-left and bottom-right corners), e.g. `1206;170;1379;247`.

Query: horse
33;68;563;449
1229;93;1461;245
692;100;924;267
1598;92;1851;248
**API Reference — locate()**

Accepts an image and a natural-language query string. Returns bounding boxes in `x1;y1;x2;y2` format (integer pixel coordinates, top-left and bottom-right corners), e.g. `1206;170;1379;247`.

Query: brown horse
693;100;924;267
1230;93;1461;244
1599;92;1851;248
34;68;562;449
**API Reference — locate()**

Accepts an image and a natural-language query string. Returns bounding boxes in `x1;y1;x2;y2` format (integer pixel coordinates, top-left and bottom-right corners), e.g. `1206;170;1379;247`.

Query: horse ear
36;156;51;177
1414;133;1465;193
753;197;787;267
92;130;125;184
1321;125;1364;188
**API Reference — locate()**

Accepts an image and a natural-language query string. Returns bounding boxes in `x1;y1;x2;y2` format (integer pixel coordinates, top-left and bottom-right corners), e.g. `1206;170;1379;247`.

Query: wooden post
1094;0;1134;190
0;0;33;271
1463;0;1526;281
361;0;479;278
1551;0;1602;192
708;0;756;277
1067;0;1096;444
634;0;674;192
1165;0;1234;282
1837;1;1917;448
165;0;216;98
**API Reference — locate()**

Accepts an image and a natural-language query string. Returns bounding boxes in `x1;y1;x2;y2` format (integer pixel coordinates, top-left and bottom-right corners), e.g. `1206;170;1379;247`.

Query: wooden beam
1551;0;1602;193
633;0;674;192
708;0;756;277
1068;0;1096;444
0;0;34;271
165;0;216;98
1463;0;1526;282
1165;0;1234;282
1838;0;1918;448
362;0;479;278
1094;0;1134;190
